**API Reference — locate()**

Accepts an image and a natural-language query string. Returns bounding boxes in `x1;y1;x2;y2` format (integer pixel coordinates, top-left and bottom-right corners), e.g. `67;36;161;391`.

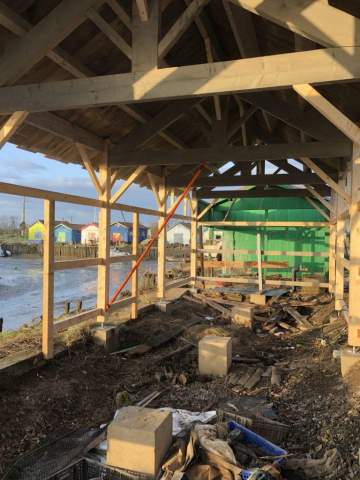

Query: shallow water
0;256;161;331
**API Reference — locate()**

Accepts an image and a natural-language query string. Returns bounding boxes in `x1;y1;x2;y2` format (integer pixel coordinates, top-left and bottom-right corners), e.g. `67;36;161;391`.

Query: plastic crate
228;421;287;480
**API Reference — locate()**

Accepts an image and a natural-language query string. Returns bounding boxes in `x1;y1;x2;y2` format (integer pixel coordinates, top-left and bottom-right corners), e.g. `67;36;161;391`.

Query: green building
199;191;329;279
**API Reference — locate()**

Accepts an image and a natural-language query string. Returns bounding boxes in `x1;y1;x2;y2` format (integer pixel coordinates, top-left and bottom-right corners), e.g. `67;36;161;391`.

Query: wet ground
0;256;162;331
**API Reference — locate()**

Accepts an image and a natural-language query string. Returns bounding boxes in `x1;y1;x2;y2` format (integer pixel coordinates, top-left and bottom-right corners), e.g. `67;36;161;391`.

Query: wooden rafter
2;47;360;112
147;172;161;208
0;0;105;87
170;173;333;188
299;157;351;204
229;0;360;48
106;0;131;29
87;8;132;60
135;0;149;21
110;165;147;203
110;142;350;167
197;187;331;199
159;0;210;58
305;185;334;214
197;199;220;220
76;143;103;195
293;84;360;145
0;111;28;149
305;196;330;221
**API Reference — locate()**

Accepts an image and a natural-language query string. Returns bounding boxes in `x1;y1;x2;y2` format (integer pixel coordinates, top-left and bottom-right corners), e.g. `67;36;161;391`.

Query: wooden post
131;212;139;319
157;177;167;299
191;194;198;287
42;199;55;359
328;191;337;294
348;143;360;346
257;232;263;293
96;144;111;323
335;176;347;311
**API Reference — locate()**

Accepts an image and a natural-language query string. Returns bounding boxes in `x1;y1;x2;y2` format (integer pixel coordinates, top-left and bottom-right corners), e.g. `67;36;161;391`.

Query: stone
340;348;360;377
93;324;119;353
107;406;172;477
231;304;255;328
249;293;267;305
155;300;174;314
198;335;232;377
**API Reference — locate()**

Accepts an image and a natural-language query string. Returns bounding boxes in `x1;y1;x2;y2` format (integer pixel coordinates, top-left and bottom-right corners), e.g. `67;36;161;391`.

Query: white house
167;222;190;245
81;223;99;244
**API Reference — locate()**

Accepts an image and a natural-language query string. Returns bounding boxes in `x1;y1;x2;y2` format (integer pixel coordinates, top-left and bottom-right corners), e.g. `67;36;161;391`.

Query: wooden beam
305;184;334;213
198;187;332;199
335;176;347;311
110;142;351;167
27;112;104;152
0;0;105;87
190;195;198;287
293;84;360;145
300;157;351;204
87;8;132;60
106;0;131;30
159;0;210;58
3;47;360;112
197;199;219;220
256;233;263;293
132;0;159;72
172;172;333;188
113;100;196;152
0;111;28;149
0;180;192;219
110;165;147;203
135;0;149;21
157;177;167;299
42;199;55;359
131;212;139;319
229;0;360;48
198;276;329;288
305;196;330;221
96;146;111;323
328;191;337;294
199;221;329;227
348;144;360;345
76;143;103;195
147;172;161;208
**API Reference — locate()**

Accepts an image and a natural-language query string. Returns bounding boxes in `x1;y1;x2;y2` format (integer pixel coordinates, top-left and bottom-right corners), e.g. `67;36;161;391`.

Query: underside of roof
0;0;357;196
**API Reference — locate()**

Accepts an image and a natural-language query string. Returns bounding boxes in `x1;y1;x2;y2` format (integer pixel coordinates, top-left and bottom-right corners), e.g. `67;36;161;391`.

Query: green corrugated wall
199;192;329;277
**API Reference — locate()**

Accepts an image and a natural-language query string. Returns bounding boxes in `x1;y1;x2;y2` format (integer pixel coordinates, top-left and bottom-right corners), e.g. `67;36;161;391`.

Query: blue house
111;222;148;245
54;222;84;244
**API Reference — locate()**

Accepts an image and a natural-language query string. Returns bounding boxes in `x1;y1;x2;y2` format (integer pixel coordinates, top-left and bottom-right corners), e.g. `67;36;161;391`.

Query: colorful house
28;220;46;241
54;222;84;243
81;223;99;244
167;222;191;245
111;221;148;244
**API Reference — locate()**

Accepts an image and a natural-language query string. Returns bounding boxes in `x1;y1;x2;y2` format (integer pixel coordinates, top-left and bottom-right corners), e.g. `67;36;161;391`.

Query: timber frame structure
0;0;360;358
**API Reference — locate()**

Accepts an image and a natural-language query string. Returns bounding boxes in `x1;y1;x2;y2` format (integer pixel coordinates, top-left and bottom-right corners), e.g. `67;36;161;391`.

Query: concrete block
199;335;232;377
155;300;175;314
232;304;255;328
93;325;118;353
107;406;172;477
249;293;267;306
340;348;360;377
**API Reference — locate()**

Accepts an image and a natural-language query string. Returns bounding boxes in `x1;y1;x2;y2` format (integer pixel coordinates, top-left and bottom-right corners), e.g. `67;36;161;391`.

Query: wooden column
131;212;139;319
335;177;346;311
157;177;167;299
97;145;111;323
190;194;198;287
257;232;263;293
42;199;55;359
328;191;337;294
348;144;360;346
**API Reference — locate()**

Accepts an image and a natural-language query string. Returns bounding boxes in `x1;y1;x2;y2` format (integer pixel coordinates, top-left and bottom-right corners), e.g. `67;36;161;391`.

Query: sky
0;143;160;227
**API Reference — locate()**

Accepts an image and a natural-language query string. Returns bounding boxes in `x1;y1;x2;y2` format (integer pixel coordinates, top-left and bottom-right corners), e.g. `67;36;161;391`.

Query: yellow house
28;220;46;241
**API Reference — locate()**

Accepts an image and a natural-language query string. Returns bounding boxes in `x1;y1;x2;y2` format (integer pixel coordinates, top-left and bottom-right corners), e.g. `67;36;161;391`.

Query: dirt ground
0;293;358;479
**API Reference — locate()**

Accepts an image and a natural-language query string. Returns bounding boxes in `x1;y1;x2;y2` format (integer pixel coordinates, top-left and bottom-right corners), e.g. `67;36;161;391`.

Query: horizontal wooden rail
54;307;102;332
199;221;329;227
198;248;329;257
108;295;136;313
0;181;192;220
54;257;100;270
165;276;191;289
110;254;136;264
197;276;329;288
